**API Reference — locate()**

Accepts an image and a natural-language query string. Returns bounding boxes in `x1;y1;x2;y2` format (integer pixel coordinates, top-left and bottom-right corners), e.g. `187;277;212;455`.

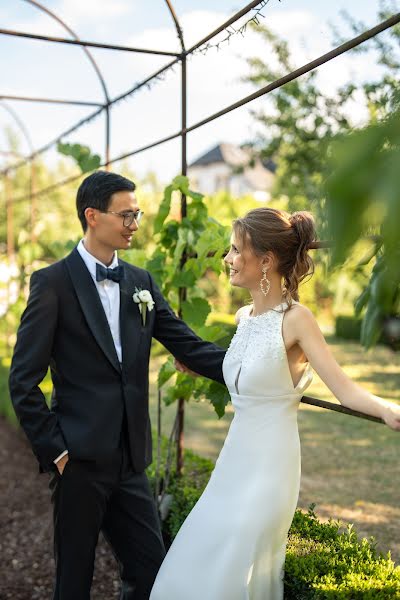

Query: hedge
2;364;399;597
148;441;400;599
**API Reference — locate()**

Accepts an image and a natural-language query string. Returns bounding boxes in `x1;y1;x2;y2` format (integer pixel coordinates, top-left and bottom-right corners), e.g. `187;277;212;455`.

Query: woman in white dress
150;208;400;600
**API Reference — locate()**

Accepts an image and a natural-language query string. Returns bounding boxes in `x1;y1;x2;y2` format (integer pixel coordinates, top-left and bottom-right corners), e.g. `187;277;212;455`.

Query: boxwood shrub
148;441;400;599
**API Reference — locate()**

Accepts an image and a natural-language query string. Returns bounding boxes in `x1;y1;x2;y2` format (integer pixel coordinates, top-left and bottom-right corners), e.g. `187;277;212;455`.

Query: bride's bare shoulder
235;305;251;325
285;301;315;321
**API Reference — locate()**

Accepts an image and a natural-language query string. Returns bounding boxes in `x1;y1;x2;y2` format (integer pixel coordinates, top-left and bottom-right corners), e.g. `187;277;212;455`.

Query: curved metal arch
164;0;185;52
22;0;110;104
22;0;111;165
164;0;187;182
0;101;37;254
0;101;34;156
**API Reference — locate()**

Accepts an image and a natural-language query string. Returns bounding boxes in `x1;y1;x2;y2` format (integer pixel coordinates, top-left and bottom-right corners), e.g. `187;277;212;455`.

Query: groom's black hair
76;170;136;232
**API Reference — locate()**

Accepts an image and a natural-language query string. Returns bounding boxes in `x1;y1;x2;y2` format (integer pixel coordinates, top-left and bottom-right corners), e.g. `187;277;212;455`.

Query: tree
326;103;400;349
243;3;400;347
243;26;353;227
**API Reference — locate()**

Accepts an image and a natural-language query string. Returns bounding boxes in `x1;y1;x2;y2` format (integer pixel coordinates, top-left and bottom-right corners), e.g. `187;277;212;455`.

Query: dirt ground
0;416;120;600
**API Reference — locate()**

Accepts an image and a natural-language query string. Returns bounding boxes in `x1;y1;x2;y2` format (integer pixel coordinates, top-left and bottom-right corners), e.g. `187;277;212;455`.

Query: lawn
2;333;398;564
148;336;400;564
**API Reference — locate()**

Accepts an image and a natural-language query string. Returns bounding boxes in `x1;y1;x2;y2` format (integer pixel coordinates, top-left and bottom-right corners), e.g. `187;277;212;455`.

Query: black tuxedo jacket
8;247;226;473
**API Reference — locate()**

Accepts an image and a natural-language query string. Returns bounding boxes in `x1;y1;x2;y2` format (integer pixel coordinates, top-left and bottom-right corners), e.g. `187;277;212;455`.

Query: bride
150;207;400;600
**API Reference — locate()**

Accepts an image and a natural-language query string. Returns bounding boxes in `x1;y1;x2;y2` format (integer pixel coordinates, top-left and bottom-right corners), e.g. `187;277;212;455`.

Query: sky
0;0;397;184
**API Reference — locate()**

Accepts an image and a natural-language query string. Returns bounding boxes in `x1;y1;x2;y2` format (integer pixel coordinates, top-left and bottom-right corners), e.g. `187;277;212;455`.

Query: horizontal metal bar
0;94;103;107
85;14;400;172
0;1;265;176
2;106;104;171
301;395;385;424
0;27;181;57
0;57;181;176
5;13;400;202
5;131;182;199
184;12;400;135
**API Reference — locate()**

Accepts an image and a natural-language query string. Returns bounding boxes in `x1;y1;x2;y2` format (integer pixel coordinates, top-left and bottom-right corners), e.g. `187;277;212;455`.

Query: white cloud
14;0;133;34
1;4;385;181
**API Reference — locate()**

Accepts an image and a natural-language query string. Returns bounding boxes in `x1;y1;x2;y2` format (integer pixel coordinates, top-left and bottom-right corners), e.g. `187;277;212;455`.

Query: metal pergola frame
2;0;399;435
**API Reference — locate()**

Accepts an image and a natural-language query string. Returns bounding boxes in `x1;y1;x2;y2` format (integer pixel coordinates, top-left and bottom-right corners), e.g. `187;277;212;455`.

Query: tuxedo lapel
65;248;121;374
119;263;142;373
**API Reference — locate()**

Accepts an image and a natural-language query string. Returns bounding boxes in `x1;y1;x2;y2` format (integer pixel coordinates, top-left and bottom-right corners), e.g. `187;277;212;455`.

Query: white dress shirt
54;239;122;464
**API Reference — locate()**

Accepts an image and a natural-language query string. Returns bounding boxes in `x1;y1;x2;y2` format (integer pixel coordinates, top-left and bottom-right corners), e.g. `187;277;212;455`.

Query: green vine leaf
158;358;176;388
145;174;232;417
171;270;197;288
181;298;211;329
154;184;173;234
207;381;231;418
57;142;101;173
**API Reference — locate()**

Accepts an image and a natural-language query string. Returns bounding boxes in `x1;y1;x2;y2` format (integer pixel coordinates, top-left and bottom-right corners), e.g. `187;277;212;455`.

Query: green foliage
244;6;400;336
145;176;232;417
285;506;400;599
57;142;101;173
243;25;352;227
0;356;15;424
335;316;362;341
147;446;400;597
326;107;400;348
325;4;400;348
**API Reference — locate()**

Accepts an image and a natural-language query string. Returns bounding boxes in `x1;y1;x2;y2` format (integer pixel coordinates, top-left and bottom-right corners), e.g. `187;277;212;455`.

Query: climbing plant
145;175;231;418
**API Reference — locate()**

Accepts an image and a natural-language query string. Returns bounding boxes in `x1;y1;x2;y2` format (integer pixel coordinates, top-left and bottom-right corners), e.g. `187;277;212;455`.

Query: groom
8;170;226;600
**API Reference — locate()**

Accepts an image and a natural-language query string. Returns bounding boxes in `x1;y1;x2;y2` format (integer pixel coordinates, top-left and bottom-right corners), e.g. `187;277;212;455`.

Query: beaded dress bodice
223;301;313;398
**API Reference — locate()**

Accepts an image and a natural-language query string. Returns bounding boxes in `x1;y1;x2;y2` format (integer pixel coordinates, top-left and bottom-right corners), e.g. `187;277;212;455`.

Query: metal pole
12;9;400;203
5;174;14;258
0;27;180;56
0;0;270;177
21;0;112;166
0;94;103;107
177;53;187;476
300;396;385;424
30;160;37;242
0;102;35;245
105;104;111;170
164;0;187;476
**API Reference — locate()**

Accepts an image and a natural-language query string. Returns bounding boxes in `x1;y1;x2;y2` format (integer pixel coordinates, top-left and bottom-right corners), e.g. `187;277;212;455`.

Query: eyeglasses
101;210;144;227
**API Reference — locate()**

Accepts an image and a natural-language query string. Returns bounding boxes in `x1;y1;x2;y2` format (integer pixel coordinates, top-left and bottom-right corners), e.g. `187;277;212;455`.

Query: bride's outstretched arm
289;304;400;431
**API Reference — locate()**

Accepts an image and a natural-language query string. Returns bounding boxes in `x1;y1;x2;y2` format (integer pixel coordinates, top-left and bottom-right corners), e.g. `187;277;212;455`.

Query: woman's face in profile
224;232;264;291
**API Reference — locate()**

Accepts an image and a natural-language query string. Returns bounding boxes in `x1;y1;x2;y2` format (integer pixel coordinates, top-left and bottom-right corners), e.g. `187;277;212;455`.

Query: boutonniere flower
133;287;155;326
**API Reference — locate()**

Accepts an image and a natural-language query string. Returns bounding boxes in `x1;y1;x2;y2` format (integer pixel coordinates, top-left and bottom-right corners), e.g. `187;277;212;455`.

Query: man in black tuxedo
8;170;226;600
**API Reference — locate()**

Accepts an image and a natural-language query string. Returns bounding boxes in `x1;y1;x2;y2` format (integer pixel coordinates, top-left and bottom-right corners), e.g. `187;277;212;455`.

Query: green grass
149;336;400;564
2;335;399;563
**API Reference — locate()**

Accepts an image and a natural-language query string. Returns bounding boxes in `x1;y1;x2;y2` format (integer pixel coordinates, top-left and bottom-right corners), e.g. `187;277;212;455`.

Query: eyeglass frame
99;209;144;227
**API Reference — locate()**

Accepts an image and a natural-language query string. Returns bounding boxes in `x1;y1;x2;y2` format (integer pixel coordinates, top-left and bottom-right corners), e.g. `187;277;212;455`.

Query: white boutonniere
133;287;155;326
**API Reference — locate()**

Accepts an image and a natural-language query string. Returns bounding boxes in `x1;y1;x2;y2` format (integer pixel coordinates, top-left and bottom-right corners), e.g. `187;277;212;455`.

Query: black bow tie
95;263;125;283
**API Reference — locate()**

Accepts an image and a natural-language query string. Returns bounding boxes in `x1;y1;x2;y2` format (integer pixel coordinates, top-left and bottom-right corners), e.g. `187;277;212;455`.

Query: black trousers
49;420;165;600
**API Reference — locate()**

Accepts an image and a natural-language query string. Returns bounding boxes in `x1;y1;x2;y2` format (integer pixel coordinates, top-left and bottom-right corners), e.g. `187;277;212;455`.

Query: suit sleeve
148;273;226;385
8;270;67;472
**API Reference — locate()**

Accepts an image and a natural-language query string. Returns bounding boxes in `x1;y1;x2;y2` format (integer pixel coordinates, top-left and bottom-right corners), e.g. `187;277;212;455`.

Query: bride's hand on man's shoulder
174;358;199;378
382;403;400;431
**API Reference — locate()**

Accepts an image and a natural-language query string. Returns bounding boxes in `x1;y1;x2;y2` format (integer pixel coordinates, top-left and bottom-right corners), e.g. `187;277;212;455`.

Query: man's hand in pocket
56;454;69;475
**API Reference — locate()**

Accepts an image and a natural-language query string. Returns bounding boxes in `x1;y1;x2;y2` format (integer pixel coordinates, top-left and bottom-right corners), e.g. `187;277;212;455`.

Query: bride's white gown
150;302;313;600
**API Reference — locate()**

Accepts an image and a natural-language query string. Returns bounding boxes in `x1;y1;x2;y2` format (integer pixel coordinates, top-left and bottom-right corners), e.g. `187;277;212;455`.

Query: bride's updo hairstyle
233;208;316;305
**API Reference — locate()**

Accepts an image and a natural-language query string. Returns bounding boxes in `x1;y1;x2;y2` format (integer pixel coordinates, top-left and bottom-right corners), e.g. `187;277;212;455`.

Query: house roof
190;144;225;166
189;143;276;173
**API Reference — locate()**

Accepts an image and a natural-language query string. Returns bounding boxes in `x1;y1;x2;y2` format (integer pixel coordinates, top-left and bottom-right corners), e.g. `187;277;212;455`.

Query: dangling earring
260;267;270;296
